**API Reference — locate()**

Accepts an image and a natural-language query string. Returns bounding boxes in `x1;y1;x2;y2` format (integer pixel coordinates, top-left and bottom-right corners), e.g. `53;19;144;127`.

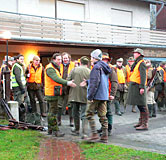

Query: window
57;0;85;21
111;8;133;27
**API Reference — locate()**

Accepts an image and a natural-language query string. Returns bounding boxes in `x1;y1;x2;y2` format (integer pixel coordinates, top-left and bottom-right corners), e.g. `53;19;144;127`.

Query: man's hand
109;95;114;100
68;80;77;87
140;88;144;95
80;79;87;87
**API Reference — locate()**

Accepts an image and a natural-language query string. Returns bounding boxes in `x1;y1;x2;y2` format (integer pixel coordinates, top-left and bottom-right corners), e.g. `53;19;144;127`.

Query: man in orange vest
127;48;149;130
45;53;76;137
113;58;126;116
26;55;46;117
123;56;137;113
57;52;75;127
155;61;166;111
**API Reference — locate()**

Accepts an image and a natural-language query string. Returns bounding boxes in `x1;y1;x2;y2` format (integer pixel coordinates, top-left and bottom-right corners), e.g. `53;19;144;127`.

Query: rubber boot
148;104;153;118
68;107;74;127
114;100;122;116
82;119;88;139
99;128;108;143
108;124;112;136
57;108;62;126
71;118;80;136
134;112;143;128
152;104;157;117
136;111;149;131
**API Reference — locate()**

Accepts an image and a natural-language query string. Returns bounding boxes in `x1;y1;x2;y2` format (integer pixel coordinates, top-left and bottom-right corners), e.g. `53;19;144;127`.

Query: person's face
33;59;40;66
91;57;97;64
55;56;62;66
128;61;134;66
18;56;24;64
133;52;140;59
62;54;70;64
116;61;123;67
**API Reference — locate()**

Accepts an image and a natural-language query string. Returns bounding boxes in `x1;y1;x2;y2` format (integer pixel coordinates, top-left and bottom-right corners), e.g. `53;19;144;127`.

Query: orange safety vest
60;61;75;77
125;65;131;83
115;67;125;84
28;63;43;84
44;63;62;96
157;66;166;82
130;60;147;85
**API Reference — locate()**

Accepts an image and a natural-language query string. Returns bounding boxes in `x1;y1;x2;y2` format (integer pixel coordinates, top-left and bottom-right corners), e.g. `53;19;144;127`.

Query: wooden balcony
0;11;166;48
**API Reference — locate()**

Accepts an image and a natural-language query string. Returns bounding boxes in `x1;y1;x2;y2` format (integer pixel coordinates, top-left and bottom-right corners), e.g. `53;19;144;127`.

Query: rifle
0;98;14;119
147;68;157;92
0;98;44;131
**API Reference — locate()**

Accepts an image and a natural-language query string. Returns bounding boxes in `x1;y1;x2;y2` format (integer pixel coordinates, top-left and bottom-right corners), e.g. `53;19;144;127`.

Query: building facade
0;0;166;66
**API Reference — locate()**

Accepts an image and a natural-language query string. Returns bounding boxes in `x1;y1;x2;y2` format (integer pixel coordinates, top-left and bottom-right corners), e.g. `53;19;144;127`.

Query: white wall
87;0;150;28
18;0;55;17
0;0;150;28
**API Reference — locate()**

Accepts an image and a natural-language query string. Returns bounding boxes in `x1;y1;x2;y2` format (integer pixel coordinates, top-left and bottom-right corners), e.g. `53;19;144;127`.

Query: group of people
0;48;166;143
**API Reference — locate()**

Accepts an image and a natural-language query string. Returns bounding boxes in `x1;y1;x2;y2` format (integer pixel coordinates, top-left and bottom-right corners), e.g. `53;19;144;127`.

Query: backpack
26;113;41;125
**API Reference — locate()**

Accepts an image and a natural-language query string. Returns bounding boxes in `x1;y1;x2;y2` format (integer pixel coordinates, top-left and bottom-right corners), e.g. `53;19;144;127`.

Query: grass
79;142;166;160
0;119;44;160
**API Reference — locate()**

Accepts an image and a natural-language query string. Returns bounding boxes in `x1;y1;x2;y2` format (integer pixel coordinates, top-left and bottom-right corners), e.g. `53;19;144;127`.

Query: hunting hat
80;56;89;65
33;55;40;61
91;49;102;61
116;58;123;62
133;48;144;56
102;53;111;61
128;56;134;62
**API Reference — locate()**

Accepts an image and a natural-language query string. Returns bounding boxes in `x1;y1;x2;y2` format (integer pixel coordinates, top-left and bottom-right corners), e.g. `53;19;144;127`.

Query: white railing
0;11;166;46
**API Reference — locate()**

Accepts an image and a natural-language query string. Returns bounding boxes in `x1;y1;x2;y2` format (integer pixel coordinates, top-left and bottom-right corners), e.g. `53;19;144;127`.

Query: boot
136;112;148;131
152;104;157;117
148;104;153;118
82;119;88;139
57;108;62;126
85;133;100;142
108;124;112;136
134;112;143;128
48;129;52;135
114;101;122;116
54;130;65;137
71;128;79;136
70;117;74;127
99;128;108;143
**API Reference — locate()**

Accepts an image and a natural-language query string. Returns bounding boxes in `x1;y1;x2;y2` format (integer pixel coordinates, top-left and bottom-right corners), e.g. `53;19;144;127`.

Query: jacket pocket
54;86;62;96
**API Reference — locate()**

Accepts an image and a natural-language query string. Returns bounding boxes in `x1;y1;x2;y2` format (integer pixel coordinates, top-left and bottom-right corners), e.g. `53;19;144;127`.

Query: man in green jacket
11;54;27;121
67;56;91;137
45;53;76;137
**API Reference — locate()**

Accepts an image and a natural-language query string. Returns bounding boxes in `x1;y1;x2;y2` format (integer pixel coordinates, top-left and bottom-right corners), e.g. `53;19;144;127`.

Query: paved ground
38;106;166;159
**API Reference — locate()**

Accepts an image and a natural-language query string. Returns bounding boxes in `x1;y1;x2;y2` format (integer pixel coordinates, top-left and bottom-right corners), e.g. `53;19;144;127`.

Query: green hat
133;48;144;56
116;58;123;62
80;56;89;64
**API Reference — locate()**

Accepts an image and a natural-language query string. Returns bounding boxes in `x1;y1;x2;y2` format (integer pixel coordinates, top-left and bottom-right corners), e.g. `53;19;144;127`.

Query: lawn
80;142;166;160
0;119;44;160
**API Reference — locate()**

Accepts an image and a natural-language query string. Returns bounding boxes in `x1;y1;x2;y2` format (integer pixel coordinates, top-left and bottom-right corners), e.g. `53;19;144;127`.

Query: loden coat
127;56;147;106
67;65;91;103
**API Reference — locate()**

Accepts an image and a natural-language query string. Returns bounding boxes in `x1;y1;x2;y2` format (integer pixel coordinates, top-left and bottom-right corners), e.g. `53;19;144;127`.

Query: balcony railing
0;11;166;47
